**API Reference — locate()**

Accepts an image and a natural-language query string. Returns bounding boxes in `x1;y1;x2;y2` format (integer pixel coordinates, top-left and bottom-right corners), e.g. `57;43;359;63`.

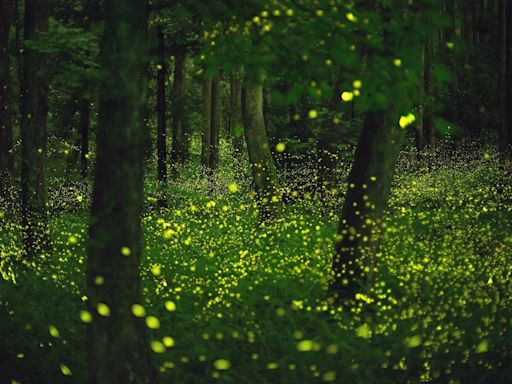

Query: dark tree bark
242;70;283;222
230;66;244;153
499;0;512;167
79;97;90;178
20;0;50;256
200;74;220;174
156;28;167;206
201;78;212;167
0;0;14;197
171;45;187;178
85;1;157;383
329;111;406;300
423;38;435;153
210;74;220;171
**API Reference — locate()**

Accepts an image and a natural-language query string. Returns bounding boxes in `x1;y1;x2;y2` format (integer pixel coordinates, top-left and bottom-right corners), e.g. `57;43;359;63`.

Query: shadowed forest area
1;0;512;383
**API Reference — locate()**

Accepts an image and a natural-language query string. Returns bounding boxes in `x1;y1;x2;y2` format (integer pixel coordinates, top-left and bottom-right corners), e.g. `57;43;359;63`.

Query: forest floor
1;148;512;384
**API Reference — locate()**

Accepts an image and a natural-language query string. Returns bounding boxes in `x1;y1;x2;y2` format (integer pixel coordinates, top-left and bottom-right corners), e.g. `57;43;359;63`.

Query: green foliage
1;150;511;383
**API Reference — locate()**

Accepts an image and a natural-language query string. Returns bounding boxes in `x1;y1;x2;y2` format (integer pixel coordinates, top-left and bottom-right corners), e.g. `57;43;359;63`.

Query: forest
1;0;512;383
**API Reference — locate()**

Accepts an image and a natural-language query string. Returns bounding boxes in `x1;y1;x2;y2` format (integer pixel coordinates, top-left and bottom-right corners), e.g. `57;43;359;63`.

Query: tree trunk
86;1;157;383
20;0;50;256
210;74;220;170
171;45;187;178
329;111;405;300
242;70;283;223
0;0;14;197
423;37;435;153
201;78;212;168
156;28;167;206
496;0;511;167
230;66;244;153
79;97;90;178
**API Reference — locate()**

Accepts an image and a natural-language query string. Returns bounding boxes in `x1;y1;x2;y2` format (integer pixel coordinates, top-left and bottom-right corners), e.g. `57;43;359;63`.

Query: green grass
1;153;511;384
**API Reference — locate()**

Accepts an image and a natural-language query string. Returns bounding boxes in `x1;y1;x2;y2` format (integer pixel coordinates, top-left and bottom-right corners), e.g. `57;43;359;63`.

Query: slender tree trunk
0;0;14;197
79;97;90;178
201;78;212;167
210;74;220;170
230;66;244;153
86;1;157;383
171;45;187;178
498;0;511;167
20;0;50;256
243;70;283;223
415;46;426;157
506;1;512;169
156;28;167;206
329;111;406;300
423;38;435;154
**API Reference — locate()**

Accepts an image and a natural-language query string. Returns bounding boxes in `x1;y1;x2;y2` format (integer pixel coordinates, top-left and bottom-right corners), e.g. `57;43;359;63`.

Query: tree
170;45;188;177
329;111;406;300
498;0;512;167
156;27;168;207
243;69;283;222
0;0;14;197
20;0;51;256
201;74;220;174
230;66;244;153
85;0;157;382
201;77;212;168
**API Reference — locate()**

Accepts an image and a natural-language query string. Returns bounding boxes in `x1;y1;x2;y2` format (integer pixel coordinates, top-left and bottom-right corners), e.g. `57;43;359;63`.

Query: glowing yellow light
393;58;402;67
297;339;314;351
163;336;175;347
341;91;354;102
165;300;176;312
60;364;72;376
150;340;166;353
356;323;371;339
146;316;160;329
475;340;488;353
275;142;286;152
97;303;110;317
405;335;422;348
213;359;231;370
121;246;131;256
308;110;318;119
353;80;362;89
131;304;146;317
228;183;239;193
79;310;92;323
346;12;357;22
399;113;416;128
49;325;60;338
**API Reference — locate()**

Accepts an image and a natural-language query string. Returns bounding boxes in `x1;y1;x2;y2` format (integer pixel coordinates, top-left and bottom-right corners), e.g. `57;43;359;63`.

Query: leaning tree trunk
242;70;283;223
171;45;188;178
20;0;50;257
156;28;167;207
329;111;406;300
85;1;157;383
0;0;14;198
